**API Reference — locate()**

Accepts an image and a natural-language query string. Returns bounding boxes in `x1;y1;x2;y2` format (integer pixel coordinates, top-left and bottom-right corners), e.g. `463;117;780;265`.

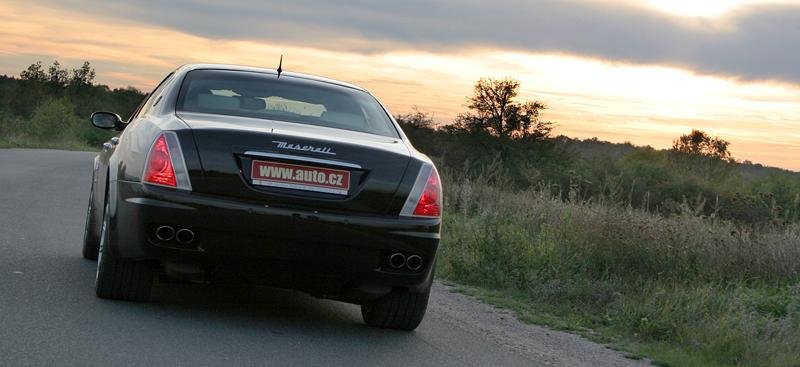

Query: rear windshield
176;70;398;138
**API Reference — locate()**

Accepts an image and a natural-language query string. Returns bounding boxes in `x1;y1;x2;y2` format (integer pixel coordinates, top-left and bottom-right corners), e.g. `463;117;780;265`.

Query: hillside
555;135;800;182
402;124;800;225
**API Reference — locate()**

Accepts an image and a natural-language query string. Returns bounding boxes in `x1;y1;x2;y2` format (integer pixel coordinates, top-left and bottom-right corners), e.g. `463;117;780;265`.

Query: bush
29;99;81;138
0;109;23;136
749;174;800;223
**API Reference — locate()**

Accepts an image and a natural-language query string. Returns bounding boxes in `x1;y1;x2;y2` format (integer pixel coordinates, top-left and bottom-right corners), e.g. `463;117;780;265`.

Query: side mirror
90;112;123;130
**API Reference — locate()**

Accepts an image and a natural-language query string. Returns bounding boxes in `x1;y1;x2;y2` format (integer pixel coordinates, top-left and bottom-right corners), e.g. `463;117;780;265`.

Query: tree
19;61;47;82
69;61;96;86
396;106;434;130
47;61;68;86
506;100;551;140
672;129;732;160
448;77;553;139
671;129;736;183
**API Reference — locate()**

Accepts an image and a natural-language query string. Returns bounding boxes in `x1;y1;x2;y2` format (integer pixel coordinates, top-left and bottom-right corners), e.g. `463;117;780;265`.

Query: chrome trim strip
125;197;196;210
243;151;362;169
252;179;349;195
400;164;433;217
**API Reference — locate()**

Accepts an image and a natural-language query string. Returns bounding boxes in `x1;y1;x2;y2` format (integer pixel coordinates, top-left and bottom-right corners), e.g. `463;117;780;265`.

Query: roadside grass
0;134;96;151
437;164;800;367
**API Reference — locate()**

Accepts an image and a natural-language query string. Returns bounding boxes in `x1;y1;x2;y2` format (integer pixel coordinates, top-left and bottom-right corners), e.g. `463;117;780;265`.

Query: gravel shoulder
429;281;650;366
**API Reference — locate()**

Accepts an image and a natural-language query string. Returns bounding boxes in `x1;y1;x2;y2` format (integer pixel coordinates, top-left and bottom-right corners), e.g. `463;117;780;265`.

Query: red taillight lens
412;169;442;217
144;134;177;187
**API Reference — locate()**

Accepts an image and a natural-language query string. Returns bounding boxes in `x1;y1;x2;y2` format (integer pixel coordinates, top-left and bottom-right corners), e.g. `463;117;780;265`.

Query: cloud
4;1;800;170
28;0;800;84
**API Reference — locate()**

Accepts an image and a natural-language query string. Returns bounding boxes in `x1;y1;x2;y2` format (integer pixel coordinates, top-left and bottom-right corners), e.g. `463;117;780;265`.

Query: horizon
1;0;799;170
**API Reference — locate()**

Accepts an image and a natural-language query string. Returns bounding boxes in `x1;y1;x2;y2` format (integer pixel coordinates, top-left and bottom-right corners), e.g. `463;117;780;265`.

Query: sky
0;0;799;170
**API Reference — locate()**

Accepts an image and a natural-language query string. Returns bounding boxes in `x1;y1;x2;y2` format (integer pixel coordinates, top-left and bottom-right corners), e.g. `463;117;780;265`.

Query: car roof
177;63;368;92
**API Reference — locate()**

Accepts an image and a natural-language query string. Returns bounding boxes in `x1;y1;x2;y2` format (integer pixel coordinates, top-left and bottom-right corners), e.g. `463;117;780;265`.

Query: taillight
413;169;441;217
400;164;442;218
144;135;176;186
143;132;192;190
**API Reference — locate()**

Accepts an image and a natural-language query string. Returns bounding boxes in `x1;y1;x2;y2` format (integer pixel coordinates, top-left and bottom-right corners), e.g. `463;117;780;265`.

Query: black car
83;64;442;330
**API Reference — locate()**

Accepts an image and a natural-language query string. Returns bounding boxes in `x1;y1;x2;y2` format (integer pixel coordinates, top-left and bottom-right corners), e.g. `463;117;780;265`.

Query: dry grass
437;163;800;366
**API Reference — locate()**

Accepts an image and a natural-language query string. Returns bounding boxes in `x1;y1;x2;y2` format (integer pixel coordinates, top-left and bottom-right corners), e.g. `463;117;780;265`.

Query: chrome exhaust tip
388;253;406;269
406;255;423;271
155;225;175;241
175;228;195;245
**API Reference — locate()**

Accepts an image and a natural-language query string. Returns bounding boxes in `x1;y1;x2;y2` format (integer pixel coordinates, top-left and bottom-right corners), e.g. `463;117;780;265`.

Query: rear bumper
107;180;440;302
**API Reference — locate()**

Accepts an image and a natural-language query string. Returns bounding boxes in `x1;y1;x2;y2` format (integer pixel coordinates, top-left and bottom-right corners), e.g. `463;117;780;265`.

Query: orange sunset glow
1;0;799;170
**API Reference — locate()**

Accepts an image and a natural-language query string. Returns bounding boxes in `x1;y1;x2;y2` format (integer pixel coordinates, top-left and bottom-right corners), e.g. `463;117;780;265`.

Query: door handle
110;137;120;145
103;142;113;150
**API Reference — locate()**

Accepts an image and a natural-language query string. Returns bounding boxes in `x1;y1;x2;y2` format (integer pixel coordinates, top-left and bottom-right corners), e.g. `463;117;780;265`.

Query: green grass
0;134;95;151
436;165;800;367
452;281;800;366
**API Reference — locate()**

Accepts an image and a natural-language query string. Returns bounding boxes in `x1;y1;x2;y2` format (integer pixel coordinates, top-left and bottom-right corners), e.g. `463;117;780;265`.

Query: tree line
0;60;145;147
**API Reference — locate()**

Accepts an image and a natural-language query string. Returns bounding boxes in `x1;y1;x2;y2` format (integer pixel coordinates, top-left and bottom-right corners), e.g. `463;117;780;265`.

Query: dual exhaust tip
155;225;195;245
389;253;423;271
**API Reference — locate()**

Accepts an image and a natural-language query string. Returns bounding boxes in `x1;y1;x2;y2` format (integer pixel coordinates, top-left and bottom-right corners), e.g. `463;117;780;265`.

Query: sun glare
635;0;793;17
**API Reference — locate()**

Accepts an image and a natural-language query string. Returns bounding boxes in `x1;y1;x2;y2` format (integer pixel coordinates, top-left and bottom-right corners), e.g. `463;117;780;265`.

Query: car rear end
109;68;442;318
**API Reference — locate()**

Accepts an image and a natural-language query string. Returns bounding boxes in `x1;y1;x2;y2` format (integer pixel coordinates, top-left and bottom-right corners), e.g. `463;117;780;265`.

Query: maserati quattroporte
83;64;441;330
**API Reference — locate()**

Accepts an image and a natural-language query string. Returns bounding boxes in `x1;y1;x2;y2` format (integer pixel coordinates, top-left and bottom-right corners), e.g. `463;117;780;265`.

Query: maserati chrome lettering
273;140;336;155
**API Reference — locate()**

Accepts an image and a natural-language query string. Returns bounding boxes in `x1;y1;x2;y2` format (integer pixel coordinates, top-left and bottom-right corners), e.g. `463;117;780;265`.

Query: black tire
95;201;154;302
81;173;100;260
361;287;431;331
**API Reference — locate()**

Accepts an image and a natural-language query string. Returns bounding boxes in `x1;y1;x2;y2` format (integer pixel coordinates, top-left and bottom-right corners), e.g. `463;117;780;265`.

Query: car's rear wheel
81;174;99;260
95;201;154;302
361;287;431;331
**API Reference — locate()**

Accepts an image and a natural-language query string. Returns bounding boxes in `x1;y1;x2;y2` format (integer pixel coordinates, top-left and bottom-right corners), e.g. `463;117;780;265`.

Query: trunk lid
178;112;411;215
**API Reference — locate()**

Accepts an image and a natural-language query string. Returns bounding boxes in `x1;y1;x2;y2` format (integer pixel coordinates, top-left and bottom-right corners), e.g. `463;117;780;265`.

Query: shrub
26;98;81;140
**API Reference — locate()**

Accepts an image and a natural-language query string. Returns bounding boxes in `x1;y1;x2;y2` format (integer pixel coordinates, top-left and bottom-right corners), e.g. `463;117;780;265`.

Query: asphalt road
0;149;646;367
